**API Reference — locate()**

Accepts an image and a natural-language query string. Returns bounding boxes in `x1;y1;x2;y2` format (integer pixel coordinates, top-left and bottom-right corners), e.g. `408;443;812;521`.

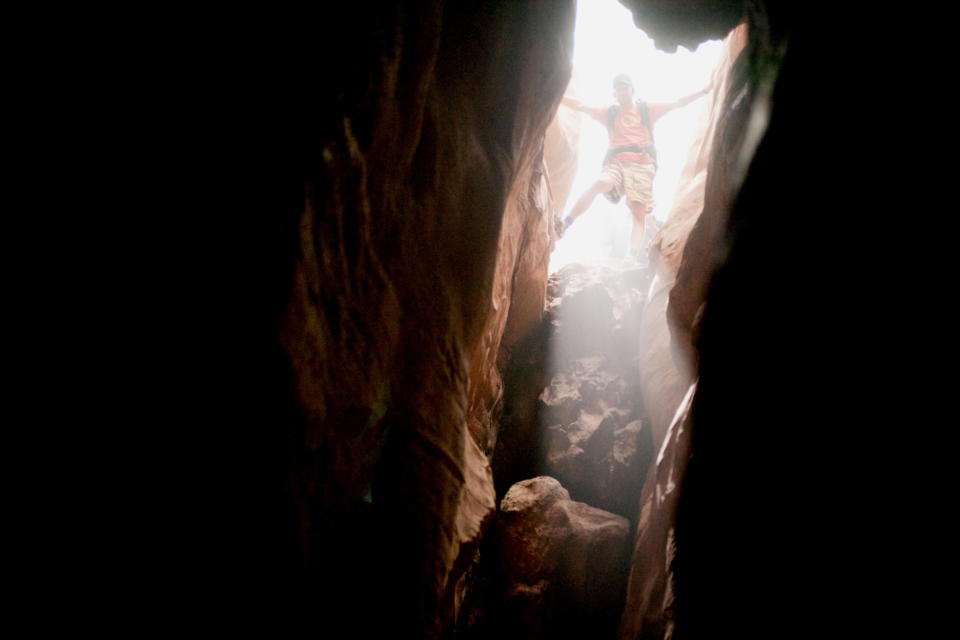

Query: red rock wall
542;71;582;223
468;153;555;452
614;1;903;637
619;20;748;640
460;122;559;625
261;3;575;637
652;26;748;278
639;25;747;450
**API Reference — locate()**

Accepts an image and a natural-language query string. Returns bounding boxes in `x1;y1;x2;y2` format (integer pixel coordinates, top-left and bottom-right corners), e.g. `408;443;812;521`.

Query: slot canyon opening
493;0;727;501
482;4;739;638
550;0;723;271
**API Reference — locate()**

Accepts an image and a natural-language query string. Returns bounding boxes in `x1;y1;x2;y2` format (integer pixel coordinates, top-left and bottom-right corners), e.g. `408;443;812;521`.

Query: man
558;74;712;261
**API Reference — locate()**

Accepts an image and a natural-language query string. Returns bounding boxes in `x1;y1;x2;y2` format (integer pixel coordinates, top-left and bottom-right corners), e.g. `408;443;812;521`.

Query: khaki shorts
601;160;655;211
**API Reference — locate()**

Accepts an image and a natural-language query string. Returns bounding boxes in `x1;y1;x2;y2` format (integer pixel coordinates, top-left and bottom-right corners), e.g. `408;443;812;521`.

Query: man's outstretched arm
561;95;592;112
561;96;607;123
662;78;714;114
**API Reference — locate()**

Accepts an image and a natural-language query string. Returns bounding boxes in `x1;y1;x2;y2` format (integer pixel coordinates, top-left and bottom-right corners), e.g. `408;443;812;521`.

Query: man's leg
628;200;649;255
561;176;614;233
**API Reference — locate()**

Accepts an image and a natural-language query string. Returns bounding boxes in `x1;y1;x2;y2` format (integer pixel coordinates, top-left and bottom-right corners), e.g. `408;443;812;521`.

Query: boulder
492;476;631;638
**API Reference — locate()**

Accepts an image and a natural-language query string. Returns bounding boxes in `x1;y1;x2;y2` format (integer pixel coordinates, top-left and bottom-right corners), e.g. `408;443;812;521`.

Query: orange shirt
586;102;672;164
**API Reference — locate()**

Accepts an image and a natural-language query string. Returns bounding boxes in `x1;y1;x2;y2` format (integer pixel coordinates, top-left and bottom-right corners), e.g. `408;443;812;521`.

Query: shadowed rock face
616;26;745;638
619;0;746;52
615;2;911;639
616;6;798;635
239;2;575;637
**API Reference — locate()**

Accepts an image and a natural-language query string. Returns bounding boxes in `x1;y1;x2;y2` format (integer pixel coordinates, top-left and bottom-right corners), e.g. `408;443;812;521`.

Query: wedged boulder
492;476;631;638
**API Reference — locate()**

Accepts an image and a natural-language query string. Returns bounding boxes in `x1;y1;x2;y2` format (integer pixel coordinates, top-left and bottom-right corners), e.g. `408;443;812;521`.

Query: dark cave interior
188;2;933;638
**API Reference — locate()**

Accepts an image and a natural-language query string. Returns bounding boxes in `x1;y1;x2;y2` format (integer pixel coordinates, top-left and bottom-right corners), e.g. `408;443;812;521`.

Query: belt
603;145;657;166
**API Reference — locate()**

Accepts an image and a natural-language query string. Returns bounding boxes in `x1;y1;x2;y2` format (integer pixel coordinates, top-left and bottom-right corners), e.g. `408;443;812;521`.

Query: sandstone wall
619;23;747;639
615;1;911;637
640;25;748;451
542;70;582;224
261;3;576;637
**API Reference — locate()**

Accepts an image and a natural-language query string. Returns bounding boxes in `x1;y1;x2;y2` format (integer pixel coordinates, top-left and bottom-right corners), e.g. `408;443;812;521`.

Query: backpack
603;100;657;169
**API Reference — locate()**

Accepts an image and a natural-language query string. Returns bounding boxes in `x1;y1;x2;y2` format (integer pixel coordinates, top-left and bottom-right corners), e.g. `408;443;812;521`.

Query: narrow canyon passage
454;18;741;634
219;1;926;638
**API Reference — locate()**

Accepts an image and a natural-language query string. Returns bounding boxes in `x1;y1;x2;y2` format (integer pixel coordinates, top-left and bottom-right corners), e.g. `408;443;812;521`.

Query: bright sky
549;0;724;272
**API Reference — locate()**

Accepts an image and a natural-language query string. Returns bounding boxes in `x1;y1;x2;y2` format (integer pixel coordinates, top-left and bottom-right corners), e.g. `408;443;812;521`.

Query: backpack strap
636;100;657;169
606;105;619;132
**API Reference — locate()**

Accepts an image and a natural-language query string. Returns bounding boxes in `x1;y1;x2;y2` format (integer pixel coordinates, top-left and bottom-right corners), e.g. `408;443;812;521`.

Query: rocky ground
460;261;656;638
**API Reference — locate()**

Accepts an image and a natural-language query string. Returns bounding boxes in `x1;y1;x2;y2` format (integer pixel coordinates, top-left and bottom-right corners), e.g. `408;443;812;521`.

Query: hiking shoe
554;215;568;238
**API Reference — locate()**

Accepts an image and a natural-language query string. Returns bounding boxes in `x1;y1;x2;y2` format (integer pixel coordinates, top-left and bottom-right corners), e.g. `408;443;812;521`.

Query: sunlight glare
550;0;725;272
